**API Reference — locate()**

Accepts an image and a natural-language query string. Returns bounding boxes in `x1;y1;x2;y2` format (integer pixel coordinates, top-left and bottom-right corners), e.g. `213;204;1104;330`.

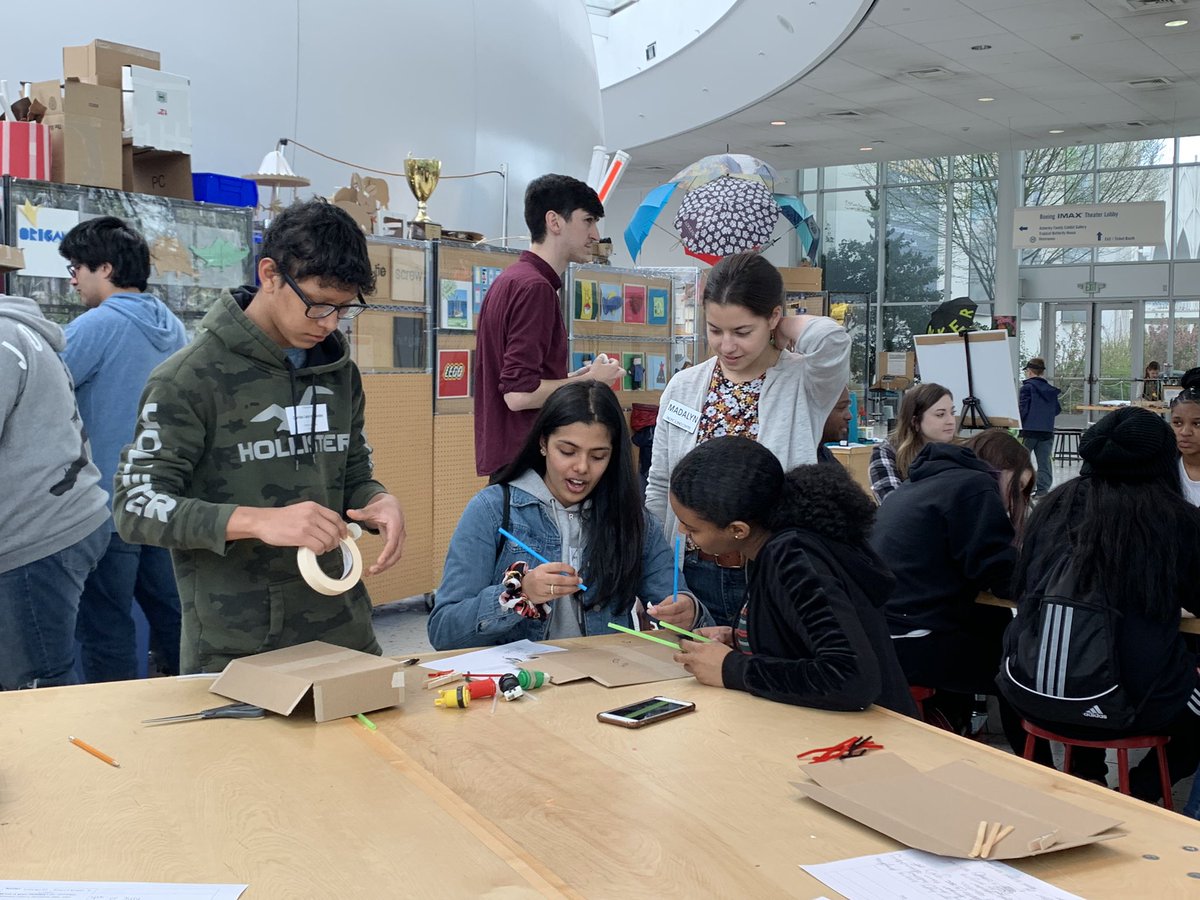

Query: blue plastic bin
192;173;258;208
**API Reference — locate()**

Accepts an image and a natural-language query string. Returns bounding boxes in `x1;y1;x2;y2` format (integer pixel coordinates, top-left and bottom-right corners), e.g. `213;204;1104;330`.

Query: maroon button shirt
473;251;568;475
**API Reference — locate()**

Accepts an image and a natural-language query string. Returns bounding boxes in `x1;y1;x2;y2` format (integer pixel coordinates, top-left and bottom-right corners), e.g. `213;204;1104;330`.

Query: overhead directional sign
1012;201;1165;249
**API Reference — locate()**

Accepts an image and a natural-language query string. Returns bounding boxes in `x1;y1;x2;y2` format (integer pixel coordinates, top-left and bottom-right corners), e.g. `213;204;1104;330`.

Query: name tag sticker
662;399;701;434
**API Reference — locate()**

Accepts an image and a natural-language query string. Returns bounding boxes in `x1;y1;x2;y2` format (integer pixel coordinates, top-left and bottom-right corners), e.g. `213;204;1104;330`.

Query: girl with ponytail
668;436;915;714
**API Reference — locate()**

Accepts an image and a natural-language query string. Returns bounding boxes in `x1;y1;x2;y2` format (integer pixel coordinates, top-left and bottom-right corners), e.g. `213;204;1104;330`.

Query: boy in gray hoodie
0;294;109;689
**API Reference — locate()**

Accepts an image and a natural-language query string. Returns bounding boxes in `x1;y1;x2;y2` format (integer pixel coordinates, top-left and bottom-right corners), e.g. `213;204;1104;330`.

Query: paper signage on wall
1012;201;1164;249
16;203;80;278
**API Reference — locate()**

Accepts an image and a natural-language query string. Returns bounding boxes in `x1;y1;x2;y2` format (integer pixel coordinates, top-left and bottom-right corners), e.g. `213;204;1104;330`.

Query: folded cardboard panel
64;39;161;90
794;753;1125;860
0;245;26;272
210;640;405;723
123;143;193;200
30;80;122;190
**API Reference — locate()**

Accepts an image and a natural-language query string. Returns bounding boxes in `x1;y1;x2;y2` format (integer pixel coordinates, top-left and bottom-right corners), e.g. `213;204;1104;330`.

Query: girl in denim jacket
429;382;709;650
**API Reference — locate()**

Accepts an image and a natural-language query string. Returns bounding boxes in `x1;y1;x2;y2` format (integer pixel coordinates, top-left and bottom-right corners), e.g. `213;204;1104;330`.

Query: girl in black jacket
669;437;916;716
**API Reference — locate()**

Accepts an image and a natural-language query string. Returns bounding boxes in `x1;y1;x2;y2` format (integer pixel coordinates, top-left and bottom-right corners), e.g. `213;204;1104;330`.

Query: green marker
607;622;679;649
356;713;377;731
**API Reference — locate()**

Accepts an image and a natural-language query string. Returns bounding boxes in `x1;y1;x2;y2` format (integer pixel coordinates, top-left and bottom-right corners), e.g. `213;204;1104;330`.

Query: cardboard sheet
532;639;689;688
794;753;1125;860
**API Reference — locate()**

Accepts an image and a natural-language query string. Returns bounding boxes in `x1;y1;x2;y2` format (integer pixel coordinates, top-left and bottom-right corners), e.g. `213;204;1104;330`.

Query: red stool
909;686;936;718
1020;720;1173;810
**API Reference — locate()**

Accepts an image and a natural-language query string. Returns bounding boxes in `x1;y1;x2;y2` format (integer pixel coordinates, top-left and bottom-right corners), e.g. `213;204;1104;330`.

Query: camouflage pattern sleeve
113;375;237;555
343;362;387;513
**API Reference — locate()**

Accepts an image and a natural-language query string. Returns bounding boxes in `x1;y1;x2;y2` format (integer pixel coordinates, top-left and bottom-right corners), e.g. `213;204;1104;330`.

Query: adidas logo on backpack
1082;705;1107;720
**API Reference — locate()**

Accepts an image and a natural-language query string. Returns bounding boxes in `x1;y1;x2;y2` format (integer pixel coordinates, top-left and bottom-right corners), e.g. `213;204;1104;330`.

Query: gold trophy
404;157;441;238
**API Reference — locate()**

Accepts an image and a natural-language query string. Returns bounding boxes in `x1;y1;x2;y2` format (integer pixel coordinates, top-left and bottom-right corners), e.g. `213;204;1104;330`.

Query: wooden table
979;592;1200;635
5;634;1200;898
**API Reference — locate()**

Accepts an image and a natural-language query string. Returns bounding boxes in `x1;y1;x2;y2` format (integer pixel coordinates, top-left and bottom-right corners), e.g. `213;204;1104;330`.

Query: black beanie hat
1078;406;1176;482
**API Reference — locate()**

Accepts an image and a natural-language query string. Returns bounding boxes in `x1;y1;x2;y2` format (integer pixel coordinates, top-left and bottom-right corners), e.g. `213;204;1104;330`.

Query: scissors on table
142;702;266;726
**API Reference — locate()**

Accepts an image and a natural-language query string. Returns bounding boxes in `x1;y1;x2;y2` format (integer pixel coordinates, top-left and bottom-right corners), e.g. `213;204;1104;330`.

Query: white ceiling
619;0;1200;185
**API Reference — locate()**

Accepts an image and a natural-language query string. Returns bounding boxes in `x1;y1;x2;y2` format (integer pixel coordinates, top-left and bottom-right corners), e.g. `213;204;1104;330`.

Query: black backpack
997;553;1142;732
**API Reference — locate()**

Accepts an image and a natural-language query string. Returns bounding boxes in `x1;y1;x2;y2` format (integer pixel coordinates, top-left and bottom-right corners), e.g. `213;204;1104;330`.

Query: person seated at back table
429;381;711;650
816;385;852;465
668;437;916;715
998;407;1200;803
872;431;1036;752
868;383;957;504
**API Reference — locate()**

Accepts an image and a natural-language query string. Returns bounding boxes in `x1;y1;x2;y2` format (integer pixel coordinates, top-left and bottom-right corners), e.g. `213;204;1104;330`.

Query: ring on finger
550;584;557;597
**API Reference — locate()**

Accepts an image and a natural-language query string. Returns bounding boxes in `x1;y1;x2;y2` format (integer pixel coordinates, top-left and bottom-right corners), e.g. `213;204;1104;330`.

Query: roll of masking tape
297;523;364;595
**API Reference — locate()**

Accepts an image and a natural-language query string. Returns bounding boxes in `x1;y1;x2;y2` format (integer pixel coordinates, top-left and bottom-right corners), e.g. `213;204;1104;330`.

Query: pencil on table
68;736;120;768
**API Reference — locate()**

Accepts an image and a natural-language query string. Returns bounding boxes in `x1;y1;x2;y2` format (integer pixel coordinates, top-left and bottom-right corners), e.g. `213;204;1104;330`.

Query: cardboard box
0;122;52;180
873;350;915;390
122;142;193;200
63;39;160;90
828;444;873;495
532;638;688;687
364;241;393;301
31;80;122;190
122;65;191;153
0;245;26;273
794;753;1125;860
779;264;823;293
209;641;406;723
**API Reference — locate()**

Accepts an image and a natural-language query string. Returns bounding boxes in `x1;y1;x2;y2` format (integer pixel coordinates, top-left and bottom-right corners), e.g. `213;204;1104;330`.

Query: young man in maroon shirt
474;174;624;476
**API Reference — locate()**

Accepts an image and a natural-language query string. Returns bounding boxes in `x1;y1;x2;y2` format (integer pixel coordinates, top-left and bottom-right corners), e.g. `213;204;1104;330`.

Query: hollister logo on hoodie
237;385;350;462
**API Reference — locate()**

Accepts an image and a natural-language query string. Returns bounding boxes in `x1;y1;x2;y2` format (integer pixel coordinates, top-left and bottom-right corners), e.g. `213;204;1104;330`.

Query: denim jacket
429;482;708;650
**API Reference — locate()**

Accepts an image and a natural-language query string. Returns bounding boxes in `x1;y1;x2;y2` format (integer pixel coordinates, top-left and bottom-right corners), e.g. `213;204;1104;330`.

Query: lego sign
436;349;471;399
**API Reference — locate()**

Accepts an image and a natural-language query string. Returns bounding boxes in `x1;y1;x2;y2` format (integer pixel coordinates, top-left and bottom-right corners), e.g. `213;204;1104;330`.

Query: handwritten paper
801;850;1082;899
418;639;566;676
0;883;247;900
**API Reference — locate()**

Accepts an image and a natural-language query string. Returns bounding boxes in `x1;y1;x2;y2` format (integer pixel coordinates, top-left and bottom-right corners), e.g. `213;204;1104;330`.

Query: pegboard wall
359;373;435;604
431;414;489;590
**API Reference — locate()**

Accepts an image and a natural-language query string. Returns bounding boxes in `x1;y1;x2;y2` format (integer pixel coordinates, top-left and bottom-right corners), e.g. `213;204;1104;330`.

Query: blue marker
497;527;588;592
672;533;682;606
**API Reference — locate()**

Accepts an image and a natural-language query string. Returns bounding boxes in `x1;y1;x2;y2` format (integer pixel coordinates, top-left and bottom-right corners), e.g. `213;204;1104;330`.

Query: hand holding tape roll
298;523;364;595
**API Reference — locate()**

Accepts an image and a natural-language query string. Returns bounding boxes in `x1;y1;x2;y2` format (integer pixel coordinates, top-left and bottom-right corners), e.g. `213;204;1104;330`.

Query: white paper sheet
0;883;247;900
418;639;566;676
801;850;1082;900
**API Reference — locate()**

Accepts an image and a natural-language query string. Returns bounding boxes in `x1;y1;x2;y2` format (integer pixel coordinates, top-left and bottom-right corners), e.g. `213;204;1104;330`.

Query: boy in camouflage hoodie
114;200;407;673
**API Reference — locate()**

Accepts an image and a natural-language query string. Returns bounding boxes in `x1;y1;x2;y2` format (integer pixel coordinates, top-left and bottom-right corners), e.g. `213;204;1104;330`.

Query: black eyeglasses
66;264;79;278
278;267;366;320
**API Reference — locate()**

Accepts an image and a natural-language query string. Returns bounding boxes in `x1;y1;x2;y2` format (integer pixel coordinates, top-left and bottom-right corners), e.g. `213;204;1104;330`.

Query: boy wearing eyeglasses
114;199;407;674
58;216;188;682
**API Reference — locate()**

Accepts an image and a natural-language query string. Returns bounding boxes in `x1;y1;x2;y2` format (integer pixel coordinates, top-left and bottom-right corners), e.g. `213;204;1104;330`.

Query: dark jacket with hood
872;443;1017;635
722;527;917;716
113;287;387;673
1019;376;1061;434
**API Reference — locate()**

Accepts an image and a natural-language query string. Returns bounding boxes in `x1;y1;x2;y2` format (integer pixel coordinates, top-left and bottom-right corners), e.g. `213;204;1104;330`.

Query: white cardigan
644;317;851;542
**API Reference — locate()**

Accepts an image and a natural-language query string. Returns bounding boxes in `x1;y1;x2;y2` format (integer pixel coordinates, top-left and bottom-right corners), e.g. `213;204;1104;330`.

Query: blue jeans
1185;765;1200;819
76;532;182;682
0;523;108;690
1022;433;1054;496
682;554;747;629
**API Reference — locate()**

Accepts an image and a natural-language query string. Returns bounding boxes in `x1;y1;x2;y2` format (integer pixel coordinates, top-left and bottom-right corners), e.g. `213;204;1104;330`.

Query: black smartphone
596;696;696;729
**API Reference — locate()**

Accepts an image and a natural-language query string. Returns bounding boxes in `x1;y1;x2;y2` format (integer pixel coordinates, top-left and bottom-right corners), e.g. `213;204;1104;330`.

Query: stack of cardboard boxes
27;39;193;200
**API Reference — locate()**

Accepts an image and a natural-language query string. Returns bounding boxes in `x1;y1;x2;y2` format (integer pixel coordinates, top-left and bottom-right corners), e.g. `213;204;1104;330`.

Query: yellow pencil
68;735;120;768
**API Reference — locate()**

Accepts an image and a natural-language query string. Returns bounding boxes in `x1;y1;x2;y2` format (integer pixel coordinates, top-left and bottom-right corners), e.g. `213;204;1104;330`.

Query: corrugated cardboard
873;351;916;390
365;242;392;301
30;80;122;190
532;638;688;687
122;142;193;200
779;264;823;293
122;66;191;153
209;641;406;723
63;39;160;90
0;245;26;272
794;753;1125;860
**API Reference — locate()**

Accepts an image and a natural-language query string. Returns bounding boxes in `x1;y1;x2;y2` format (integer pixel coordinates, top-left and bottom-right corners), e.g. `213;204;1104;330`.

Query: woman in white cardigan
644;252;851;626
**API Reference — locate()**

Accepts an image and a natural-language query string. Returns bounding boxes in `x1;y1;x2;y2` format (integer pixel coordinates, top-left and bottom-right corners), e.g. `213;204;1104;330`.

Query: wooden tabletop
4;634;1200;898
979;592;1200;635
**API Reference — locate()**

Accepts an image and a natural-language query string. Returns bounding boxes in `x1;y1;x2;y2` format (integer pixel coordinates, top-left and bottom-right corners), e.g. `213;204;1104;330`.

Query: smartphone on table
596;696;696;728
